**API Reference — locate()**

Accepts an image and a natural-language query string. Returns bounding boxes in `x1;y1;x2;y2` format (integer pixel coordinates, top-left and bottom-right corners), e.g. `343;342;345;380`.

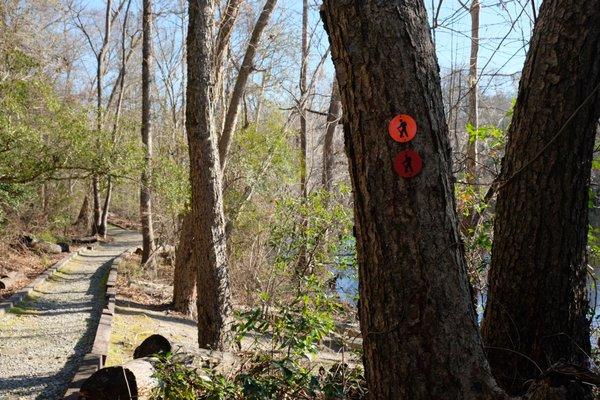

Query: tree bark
172;213;197;318
187;0;234;350
140;0;156;265
75;193;90;231
91;176;101;236
217;0;279;171
213;0;242;91
321;78;341;191
481;0;600;395
296;0;310;277
299;0;309;199
321;1;506;399
92;0;114;237
98;176;112;238
465;0;479;184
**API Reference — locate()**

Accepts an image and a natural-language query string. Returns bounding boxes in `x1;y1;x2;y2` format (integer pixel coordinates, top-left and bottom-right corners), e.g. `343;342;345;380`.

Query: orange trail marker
394;150;422;178
388;114;417;143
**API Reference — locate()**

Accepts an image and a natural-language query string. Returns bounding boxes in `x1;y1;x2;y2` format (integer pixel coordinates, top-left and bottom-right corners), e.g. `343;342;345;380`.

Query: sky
82;0;538;97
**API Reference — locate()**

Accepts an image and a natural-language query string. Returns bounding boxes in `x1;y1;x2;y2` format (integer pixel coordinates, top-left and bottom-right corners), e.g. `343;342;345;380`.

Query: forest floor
0;226;141;400
108;253;363;373
0;245;66;300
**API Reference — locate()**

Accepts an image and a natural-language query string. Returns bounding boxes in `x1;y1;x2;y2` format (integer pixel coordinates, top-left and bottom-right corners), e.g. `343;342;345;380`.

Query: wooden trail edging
0;246;95;316
64;247;135;400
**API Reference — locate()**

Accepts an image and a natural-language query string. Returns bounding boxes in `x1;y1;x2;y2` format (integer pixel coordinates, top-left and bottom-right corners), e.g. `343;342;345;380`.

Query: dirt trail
0;227;141;400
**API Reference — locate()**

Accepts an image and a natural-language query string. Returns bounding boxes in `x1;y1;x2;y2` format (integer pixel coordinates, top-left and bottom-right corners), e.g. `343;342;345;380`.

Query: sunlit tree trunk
172;214;196;317
140;0;156;264
321;78;341;192
465;0;479;185
187;0;233;350
296;0;310;276
321;2;505;398
482;0;600;395
92;0;114;237
99;0;133;239
218;0;279;171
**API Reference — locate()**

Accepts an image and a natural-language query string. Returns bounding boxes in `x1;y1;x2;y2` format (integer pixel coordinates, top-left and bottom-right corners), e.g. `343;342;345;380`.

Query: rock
32;241;63;254
57;242;70;253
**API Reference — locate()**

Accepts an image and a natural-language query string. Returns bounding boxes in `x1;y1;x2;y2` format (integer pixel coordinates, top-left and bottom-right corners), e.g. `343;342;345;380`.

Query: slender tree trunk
98;0;132;240
218;0;279;171
91;176;101;235
465;0;479;184
299;0;309;199
187;0;234;350
295;0;310;277
92;0;114;237
254;71;268;125
75;193;90;231
140;0;156;265
321;1;506;398
172;214;196;317
321;78;341;191
99;176;113;238
482;0;600;395
213;0;242;92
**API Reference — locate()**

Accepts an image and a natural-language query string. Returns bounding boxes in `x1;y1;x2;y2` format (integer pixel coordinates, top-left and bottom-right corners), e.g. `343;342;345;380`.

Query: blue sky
83;0;537;96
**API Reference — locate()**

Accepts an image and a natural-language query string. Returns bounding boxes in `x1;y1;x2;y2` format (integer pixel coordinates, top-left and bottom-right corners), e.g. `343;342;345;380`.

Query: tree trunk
75;193;90;231
217;0;279;172
91;176;101;236
465;0;479;184
140;0;156;265
213;0;242;90
321;78;341;191
98;176;113;238
296;0;310;277
481;0;600;395
254;71;269;125
321;1;506;399
299;0;309;199
172;213;197;318
98;2;133;241
186;0;234;350
90;0;114;237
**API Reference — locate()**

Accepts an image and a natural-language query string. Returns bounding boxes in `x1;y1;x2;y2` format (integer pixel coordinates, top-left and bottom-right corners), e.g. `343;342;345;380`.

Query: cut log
57;242;71;252
72;236;98;245
133;334;171;359
0;271;26;290
79;358;158;400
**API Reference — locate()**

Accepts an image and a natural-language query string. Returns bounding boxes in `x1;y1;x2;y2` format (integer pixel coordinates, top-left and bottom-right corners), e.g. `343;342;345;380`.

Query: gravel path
0;227;141;400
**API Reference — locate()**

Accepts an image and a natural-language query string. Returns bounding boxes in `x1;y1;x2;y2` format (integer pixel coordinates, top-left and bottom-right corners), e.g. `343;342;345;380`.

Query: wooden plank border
63;247;135;399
